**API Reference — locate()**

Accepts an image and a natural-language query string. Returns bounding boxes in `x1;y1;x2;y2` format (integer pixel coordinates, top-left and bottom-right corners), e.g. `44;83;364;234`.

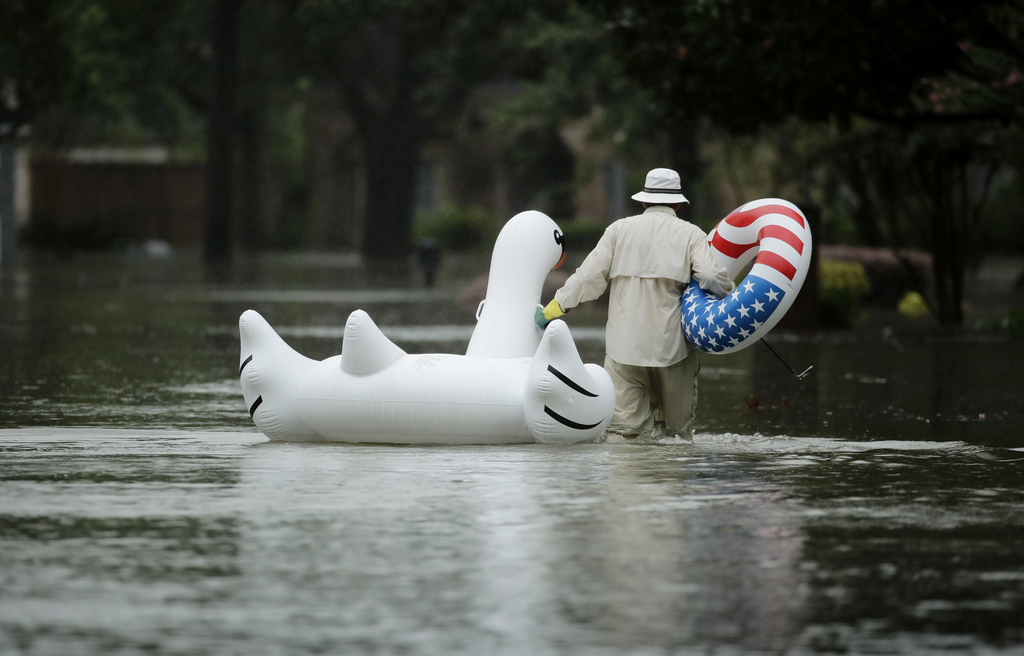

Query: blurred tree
235;1;306;252
133;0;308;257
204;0;241;263
0;0;310;261
0;0;123;260
824;124;1001;325
0;0;217;257
593;0;1002;130
291;0;532;260
585;0;1012;324
938;1;1024;124
0;1;132;132
495;6;655;147
491;6;685;207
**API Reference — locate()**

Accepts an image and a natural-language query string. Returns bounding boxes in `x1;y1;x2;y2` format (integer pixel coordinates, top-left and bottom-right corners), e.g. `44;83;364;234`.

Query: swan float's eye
553;230;566;269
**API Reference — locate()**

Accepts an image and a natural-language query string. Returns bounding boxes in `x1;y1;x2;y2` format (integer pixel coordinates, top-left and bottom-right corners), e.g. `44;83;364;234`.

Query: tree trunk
0;135;15;263
845;162;888;247
927;181;965;327
668;121;701;222
932;257;964;326
668;121;700;189
238;106;266;250
204;0;241;263
360;123;421;260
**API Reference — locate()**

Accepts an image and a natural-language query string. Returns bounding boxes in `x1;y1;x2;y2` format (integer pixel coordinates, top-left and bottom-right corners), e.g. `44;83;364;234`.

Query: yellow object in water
898;291;930;317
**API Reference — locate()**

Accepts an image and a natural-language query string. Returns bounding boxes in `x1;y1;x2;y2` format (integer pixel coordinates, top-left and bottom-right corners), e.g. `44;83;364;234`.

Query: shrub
557;221;606;252
897;291;931;317
975;308;1024;337
414;206;494;251
818;259;872;328
19;215;130;253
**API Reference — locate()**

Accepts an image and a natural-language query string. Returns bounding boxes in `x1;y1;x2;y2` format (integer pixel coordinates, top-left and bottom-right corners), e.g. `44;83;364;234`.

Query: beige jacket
554;205;735;367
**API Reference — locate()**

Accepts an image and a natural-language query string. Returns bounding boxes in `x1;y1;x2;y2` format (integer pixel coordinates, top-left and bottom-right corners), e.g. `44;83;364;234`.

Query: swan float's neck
466;212;562;359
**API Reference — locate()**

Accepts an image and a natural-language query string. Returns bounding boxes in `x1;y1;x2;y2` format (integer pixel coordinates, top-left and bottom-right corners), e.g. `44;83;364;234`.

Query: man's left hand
535;299;564;329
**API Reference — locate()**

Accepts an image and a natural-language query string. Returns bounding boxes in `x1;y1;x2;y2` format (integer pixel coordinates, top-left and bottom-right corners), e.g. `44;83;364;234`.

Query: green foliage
0;0;209;138
975;308;1024;337
820;260;872;296
558;221;606;252
10;0;1024;281
898;291;931;318
922;3;1024;126
1;0;116;126
492;4;657;153
695;125;783;222
294;0;536;137
592;0;1001;132
818;260;872;328
292;0;540;258
581;0;1022;326
979;161;1024;254
414;206;495;252
827;123;1001;324
266;89;312;250
414;211;608;254
19;215;129;253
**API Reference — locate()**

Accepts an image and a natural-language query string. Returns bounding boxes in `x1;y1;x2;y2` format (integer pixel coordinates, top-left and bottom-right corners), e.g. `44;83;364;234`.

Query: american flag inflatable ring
682;198;812;354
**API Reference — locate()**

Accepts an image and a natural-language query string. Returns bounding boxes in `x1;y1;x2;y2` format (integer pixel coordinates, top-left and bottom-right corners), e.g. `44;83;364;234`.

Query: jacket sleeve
553;226;616;311
690;235;736;298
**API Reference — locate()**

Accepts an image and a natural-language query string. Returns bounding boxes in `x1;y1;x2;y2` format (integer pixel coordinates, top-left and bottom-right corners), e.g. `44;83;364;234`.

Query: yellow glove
535;299;564;329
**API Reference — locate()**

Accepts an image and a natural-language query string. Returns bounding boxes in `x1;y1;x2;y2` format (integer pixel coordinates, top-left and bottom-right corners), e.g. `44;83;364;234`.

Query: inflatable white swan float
239;211;615;444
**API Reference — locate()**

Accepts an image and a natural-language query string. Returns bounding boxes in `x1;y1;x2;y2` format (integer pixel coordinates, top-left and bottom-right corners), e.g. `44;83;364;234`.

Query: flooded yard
1;251;1022;654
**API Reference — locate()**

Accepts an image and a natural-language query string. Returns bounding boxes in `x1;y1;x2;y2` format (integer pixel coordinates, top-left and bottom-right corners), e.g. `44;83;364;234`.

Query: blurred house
20;84;628;254
27;147;204;249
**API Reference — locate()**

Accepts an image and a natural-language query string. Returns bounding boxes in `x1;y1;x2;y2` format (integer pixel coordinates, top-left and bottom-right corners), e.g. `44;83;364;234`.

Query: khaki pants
603;353;700;440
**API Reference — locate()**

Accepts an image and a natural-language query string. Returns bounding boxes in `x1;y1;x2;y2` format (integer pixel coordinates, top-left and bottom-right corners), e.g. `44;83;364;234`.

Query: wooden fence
30;159;205;248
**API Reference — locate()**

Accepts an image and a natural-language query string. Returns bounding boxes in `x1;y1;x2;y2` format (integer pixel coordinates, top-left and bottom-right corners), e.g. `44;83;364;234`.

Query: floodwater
1;251;1023;655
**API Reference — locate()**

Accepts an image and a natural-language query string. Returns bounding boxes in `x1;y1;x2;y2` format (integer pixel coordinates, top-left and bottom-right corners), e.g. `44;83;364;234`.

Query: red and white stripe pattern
681;198;812;355
708;198;810;289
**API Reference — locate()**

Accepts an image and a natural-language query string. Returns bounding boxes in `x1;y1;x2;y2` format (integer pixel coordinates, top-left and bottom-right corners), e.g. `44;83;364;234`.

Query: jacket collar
642;205;678;217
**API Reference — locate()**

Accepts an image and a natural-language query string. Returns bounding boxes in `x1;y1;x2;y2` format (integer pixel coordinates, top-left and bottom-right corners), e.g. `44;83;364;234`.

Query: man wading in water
536;168;734;441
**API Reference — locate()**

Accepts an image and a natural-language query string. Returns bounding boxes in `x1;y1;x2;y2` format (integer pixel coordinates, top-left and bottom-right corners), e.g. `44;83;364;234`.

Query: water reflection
2;252;1023;444
575;450;806;651
1;253;1024;653
1;430;1023;654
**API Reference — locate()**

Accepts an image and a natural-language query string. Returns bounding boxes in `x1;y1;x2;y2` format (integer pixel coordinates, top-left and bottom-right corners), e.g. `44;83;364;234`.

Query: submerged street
1;252;1023;654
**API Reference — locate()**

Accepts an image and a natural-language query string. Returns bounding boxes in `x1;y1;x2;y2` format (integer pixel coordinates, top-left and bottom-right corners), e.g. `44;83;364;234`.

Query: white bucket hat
631;168;689;204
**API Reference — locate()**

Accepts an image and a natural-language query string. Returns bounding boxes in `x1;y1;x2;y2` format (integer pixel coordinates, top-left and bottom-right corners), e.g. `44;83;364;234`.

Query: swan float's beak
554;230;566;269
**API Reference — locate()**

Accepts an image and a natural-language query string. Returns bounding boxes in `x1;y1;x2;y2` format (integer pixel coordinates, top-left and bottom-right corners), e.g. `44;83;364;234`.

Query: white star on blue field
680;275;785;353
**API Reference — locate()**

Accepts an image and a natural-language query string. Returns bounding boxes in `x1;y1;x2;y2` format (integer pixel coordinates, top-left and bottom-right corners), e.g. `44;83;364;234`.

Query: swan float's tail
238;310;319;440
524;320;615;444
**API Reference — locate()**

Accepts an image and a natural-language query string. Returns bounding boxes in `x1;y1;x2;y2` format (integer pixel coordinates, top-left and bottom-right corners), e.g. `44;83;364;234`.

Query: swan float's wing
341;309;407;375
